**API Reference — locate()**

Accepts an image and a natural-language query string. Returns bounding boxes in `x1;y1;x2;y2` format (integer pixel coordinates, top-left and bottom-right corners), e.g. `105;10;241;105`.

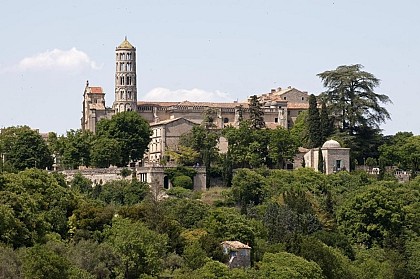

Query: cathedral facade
81;38;310;162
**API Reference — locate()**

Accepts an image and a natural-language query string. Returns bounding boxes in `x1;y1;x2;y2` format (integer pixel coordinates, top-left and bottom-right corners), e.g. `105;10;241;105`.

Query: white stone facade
304;140;350;175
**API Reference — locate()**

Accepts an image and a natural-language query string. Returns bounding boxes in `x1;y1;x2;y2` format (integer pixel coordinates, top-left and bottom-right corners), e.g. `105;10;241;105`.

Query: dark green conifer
308;94;321;148
249;95;266;129
318;147;324;173
320;102;332;143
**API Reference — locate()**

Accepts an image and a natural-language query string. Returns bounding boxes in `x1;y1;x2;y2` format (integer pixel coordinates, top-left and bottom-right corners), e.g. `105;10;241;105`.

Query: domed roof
322;139;341;148
117;36;135;49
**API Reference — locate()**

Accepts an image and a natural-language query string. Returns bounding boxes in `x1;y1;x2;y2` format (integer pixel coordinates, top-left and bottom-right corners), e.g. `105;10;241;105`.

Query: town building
303;139;350;174
222;241;251;268
81;38;310;162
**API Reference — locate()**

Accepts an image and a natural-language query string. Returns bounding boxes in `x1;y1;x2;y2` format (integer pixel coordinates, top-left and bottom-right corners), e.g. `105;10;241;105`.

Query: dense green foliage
96;111;152;166
1;65;419;278
0;126;53;171
0;157;419;278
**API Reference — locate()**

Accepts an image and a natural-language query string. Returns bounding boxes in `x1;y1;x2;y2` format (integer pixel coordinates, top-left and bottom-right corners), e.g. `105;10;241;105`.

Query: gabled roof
150;117;198;127
222;241;251;249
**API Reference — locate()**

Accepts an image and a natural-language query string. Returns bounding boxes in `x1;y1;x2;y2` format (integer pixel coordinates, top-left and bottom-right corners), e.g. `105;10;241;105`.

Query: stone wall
60;165;207;191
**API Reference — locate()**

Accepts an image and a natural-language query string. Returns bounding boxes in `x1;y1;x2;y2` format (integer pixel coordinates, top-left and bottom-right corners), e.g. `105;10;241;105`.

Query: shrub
172;175;193;189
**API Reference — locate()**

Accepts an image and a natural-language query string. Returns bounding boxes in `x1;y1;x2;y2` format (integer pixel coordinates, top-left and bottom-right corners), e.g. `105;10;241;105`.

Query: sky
1;0;419;135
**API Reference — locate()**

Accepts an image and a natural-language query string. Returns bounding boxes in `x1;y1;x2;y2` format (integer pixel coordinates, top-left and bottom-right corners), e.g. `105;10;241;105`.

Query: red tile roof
89;87;104;94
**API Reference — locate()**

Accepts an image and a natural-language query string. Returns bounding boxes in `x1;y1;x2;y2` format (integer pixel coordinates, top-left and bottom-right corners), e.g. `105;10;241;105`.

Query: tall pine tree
307;94;321;148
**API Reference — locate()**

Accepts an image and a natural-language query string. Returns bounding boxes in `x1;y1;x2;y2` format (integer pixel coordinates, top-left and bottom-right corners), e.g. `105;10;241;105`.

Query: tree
337;185;405;248
182;241;209;270
258;252;324;279
231;169;266;213
307;94;321;148
379;133;420;174
248;95;265;129
318;147;324;173
0;126;53;171
69;172;92;194
96;111;151;166
59;129;94;169
66;240;120;278
91;137;122;168
179;125;219;185
290;110;309;148
223;121;271;168
22;244;71;279
320;101;333;143
268;127;297;169
104;217;168;277
0;169;79;247
202;208;256;248
318;64;391;135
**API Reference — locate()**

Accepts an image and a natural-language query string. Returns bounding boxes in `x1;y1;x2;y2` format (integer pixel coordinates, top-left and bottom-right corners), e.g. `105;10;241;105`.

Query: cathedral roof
117;37;135;49
137;101;247;109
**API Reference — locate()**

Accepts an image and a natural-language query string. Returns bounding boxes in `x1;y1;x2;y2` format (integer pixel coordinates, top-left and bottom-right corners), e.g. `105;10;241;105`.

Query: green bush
172;175;193;189
167;187;193;198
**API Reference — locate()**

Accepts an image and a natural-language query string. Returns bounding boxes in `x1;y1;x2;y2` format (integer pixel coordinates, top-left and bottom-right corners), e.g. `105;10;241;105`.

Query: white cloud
18;48;100;71
143;87;233;102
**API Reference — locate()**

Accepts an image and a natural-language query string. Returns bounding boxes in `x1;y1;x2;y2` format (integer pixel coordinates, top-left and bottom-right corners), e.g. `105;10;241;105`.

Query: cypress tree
307;94;321;148
320;101;332;143
318;147;324;173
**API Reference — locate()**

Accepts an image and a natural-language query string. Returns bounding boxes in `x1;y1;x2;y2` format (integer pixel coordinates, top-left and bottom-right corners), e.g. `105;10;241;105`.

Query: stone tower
81;80;107;132
113;37;137;112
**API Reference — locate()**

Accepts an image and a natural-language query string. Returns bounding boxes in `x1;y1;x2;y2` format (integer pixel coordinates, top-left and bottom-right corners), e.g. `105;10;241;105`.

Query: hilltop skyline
1;0;420;135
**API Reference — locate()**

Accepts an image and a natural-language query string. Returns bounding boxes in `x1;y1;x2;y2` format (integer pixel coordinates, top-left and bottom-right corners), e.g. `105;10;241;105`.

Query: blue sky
1;0;419;135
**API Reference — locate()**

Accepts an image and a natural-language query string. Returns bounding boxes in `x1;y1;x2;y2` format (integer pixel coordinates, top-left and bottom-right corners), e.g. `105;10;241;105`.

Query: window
274;117;278;123
223;117;229;123
283;96;287;100
301;97;305;100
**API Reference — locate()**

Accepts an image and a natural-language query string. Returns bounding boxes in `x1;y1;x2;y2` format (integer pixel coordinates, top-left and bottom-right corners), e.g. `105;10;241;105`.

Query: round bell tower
113;37;137;112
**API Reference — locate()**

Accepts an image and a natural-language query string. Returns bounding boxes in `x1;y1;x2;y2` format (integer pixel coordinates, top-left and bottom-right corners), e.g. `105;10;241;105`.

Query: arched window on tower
120;90;124;100
120;77;125;85
127;53;131;60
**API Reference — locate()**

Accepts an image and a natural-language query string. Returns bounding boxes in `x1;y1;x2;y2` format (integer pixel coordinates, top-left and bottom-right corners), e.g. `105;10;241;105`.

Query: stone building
148;117;198;163
304;139;350;175
81;38;310;161
222;241;251;268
